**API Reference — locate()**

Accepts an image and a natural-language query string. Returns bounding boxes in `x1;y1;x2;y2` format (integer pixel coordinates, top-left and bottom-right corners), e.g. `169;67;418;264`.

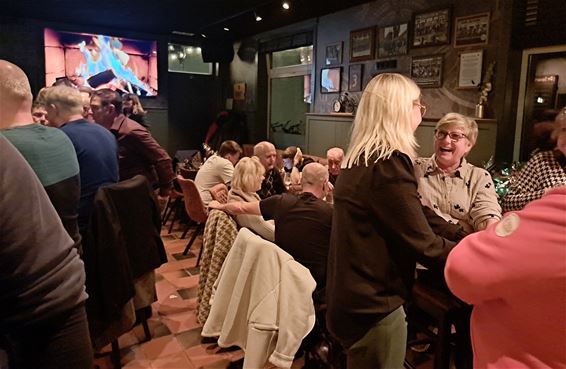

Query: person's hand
208;200;223;210
293;147;303;167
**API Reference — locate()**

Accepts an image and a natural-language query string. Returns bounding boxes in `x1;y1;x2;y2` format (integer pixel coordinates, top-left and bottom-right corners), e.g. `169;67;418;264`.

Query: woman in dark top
122;93;149;128
326;73;458;368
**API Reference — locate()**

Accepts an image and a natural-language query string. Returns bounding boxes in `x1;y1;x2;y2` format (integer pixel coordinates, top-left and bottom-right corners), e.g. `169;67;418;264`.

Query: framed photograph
350;28;375;62
377;22;409;58
454;12;490;48
411;55;443;88
325;42;343;65
348;64;363;92
320;67;342;93
458;50;483;89
412;8;451;48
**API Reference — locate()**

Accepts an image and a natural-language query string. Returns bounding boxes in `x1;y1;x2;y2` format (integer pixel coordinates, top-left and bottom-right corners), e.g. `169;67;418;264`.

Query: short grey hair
435;113;479;146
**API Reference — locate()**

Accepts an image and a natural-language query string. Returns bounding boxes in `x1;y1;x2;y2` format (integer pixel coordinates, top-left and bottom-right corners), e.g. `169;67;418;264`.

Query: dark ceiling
1;0;370;41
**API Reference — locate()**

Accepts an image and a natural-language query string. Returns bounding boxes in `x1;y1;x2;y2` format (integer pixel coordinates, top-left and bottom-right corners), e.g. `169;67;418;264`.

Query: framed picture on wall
320;67;342;93
454;12;490;48
411;55;443;88
377;22;409;58
325;42;343;65
348;64;363;92
458;50;483;88
412;8;451;48
349;27;375;62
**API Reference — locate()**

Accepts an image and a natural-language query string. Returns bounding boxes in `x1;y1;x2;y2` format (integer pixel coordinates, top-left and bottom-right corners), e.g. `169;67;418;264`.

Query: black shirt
257;168;286;199
259;192;332;296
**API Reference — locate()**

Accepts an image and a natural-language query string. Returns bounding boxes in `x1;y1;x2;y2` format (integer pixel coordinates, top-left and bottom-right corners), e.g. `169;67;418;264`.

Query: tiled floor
93;222;306;369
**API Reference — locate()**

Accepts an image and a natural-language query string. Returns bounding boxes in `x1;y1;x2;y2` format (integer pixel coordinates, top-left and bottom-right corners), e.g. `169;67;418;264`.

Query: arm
209;200;261;215
468;168;502;230
501;156;543;212
129;127;175;194
371;155;455;268
422;206;468;241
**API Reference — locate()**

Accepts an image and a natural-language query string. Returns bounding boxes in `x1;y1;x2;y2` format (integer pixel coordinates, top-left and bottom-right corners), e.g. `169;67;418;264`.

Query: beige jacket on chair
202;228;316;369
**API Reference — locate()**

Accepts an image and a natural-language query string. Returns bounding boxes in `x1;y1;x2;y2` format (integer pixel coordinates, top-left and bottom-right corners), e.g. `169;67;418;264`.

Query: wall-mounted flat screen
44;28;158;96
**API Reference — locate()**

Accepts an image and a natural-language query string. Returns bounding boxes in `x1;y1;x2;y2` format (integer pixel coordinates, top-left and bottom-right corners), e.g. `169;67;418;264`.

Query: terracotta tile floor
93;222;306;369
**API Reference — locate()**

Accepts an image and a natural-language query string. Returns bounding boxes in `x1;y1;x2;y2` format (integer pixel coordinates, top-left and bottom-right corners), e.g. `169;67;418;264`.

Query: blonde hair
552;106;566;140
343;73;420;168
436;113;479;146
123;93;146;116
43;85;84;115
232;156;265;192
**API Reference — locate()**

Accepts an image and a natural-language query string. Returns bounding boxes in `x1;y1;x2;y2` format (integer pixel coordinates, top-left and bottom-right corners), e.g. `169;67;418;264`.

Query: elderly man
254;140;286;199
91;88;174;196
326;147;344;185
209;162;333;302
43;85;119;233
0;59;81;251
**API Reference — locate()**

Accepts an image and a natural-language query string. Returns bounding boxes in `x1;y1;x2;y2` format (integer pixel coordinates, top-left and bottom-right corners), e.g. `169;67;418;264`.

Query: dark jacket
326;151;460;348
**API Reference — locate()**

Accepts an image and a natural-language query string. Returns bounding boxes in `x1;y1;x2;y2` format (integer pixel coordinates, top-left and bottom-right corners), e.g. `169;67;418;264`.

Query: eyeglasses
414;102;427;116
434;130;468;142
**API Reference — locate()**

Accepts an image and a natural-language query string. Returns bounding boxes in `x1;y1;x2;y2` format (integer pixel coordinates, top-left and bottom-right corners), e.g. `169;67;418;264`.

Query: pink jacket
445;187;566;369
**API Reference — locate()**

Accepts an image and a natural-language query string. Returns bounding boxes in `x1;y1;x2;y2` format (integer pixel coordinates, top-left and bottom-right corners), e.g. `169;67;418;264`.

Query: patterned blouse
414;156;502;233
502;150;566;213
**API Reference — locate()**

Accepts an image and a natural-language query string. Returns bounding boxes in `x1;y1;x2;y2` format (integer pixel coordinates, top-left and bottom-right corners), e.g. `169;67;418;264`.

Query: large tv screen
44;28;158;96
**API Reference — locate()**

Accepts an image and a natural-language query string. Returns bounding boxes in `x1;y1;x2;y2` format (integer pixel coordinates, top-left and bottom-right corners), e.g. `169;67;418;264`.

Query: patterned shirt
257;168;286;199
502;150;566;213
414;156;501;233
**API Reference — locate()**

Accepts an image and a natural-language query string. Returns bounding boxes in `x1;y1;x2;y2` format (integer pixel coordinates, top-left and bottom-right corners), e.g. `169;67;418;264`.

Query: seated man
194;140;242;206
326;147;344;185
254;141;286;199
209;162;332;302
43;85;119;234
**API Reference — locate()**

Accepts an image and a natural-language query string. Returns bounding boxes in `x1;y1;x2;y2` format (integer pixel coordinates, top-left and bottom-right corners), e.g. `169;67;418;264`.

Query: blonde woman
228;156;275;241
122;93;148;127
326;73;460;369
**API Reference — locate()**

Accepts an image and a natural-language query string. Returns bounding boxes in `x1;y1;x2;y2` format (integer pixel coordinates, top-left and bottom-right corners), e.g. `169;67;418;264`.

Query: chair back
177;175;208;223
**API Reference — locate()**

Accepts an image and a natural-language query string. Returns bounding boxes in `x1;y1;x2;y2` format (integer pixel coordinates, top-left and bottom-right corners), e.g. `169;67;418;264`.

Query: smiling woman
414;112;502;233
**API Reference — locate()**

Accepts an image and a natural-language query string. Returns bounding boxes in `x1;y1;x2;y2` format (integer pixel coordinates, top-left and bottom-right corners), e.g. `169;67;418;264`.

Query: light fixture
201;33;207;38
223;27;230;31
254;11;262;22
282;1;290;10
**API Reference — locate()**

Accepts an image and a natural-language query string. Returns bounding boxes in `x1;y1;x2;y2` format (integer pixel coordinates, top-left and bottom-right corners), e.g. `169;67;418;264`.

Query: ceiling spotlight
282;1;290;10
223;27;230;31
201;33;207;38
255;12;262;21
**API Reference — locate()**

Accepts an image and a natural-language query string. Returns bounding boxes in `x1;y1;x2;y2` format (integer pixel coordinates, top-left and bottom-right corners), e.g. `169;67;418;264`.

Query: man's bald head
0;60;34;128
301;162;329;188
254;141;277;171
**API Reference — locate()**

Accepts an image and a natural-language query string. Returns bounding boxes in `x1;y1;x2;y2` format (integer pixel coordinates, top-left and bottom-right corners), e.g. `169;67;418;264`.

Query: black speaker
202;40;234;63
237;38;258;63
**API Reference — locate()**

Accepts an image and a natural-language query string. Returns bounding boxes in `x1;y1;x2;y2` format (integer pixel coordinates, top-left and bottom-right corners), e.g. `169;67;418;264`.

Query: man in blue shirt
43;85;119;233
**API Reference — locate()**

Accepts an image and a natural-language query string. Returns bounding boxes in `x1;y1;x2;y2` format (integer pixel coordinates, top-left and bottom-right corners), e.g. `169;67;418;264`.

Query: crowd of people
1;56;565;369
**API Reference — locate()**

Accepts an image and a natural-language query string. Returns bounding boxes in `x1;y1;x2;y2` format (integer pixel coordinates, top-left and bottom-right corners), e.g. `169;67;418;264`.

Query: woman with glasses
414;113;501;233
502;107;566;212
326;73;463;369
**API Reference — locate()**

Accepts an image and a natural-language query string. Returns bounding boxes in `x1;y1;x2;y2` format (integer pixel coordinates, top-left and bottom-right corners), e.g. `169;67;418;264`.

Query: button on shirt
414;156;501;233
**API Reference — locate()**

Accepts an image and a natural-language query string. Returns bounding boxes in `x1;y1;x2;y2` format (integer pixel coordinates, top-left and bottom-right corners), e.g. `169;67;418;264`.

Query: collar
427;155;470;179
60;118;87;128
109;114;127;132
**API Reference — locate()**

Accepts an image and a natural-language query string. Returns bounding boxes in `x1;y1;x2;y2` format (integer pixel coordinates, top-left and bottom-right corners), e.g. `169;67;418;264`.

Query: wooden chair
176;175;208;263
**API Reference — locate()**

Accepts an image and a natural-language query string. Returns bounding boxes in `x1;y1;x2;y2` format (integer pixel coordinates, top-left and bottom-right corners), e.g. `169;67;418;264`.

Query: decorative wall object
411;55;443;88
320;67;342;93
349;28;375;62
454;12;490;48
233;82;246;100
377;22;409;57
458;50;483;88
412;8;451;48
325;42;343;65
348;64;363;92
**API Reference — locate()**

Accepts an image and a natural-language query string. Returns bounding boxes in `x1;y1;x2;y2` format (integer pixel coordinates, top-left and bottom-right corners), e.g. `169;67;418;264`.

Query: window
168;43;212;75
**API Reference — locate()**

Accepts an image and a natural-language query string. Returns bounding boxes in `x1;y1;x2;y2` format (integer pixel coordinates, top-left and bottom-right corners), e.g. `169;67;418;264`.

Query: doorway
514;45;566;160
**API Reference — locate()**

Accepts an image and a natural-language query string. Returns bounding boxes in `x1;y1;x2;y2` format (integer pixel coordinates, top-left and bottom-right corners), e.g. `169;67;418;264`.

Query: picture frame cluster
322;7;491;92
